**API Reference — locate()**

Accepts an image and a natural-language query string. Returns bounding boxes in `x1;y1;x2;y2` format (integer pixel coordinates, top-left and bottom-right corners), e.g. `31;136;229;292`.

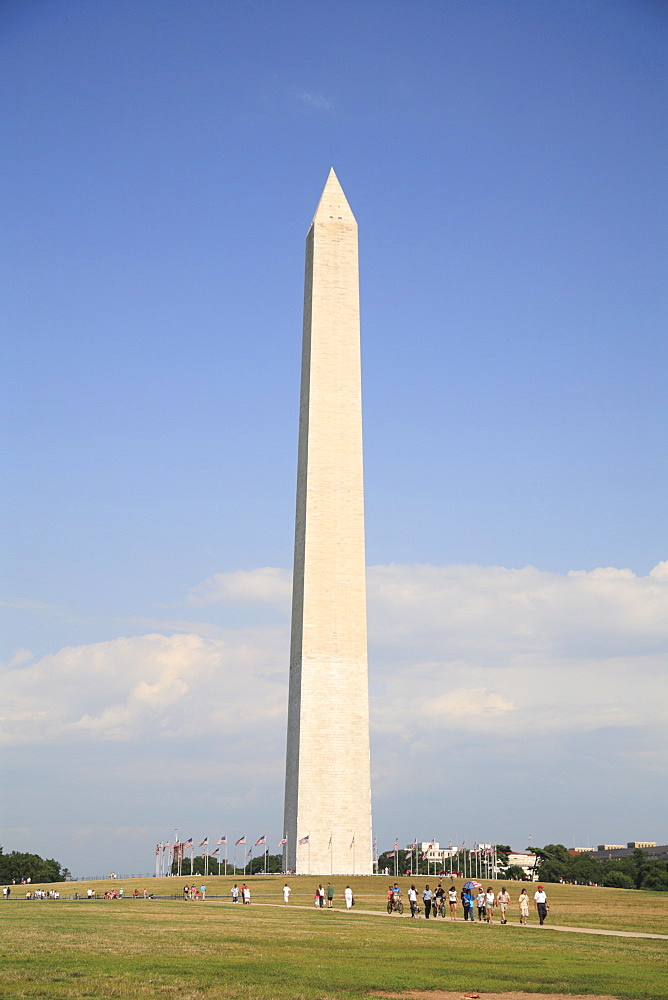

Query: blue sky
2;0;667;876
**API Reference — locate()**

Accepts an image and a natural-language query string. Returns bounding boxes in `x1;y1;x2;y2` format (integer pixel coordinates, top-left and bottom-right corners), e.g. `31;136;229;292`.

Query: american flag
199;837;208;847
387;851;395;858
405;851;412;860
278;838;287;847
254;835;266;847
210;849;219;857
246;848;252;858
155;843;160;856
235;836;246;846
394;838;399;851
216;836;227;846
299;835;309;845
183;838;193;851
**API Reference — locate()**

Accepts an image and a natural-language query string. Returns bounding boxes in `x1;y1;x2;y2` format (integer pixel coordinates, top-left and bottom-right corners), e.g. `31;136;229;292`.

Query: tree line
529;844;668;890
0;846;69;884
377;844;668;891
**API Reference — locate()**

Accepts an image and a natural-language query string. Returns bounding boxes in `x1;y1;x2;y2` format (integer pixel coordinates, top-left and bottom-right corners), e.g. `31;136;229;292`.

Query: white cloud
187;567;292;611
293;90;334;112
3;561;666;754
0;628;288;745
3;561;667;869
367;561;668;739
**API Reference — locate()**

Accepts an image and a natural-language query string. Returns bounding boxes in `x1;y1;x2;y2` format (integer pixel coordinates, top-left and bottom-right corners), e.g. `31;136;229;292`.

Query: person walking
231;883;239;903
408;884;418;918
422;884;433;919
344;885;353;909
497;886;510;923
326;883;334;908
485;887;495;923
448;885;458;920
241;883;250;904
534;885;548;925
518;887;529;924
475;889;486;921
461;887;474;921
283;884;291;906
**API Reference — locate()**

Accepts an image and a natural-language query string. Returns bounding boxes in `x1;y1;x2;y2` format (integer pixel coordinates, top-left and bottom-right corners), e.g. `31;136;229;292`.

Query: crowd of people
4;877;550;923
394;881;550;924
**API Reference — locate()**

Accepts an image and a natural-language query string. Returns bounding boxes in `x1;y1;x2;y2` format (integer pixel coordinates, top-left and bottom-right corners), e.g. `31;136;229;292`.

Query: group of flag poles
154;833;361;878
155;835;278;878
155;835;498;879
383;839;501;881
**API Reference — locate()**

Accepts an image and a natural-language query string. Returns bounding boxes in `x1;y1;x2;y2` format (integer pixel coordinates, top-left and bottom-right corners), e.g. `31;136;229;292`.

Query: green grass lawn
18;873;668;935
2;886;667;999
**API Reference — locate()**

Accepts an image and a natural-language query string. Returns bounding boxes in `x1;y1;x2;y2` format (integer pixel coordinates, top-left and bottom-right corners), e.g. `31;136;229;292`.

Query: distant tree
0;847;64;884
639;864;668;892
496;845;512;871
505;865;527;881
249;854;282;874
603;871;634;889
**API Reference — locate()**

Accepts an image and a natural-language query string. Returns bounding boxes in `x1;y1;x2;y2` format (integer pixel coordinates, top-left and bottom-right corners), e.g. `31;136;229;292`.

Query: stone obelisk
283;169;373;875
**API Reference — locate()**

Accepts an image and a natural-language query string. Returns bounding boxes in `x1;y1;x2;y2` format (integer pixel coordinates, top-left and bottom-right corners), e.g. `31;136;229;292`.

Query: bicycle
434;899;446;918
387;897;404;914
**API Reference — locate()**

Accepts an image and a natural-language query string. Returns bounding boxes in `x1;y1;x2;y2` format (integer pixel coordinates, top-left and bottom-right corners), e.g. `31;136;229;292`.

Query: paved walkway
239;901;668;941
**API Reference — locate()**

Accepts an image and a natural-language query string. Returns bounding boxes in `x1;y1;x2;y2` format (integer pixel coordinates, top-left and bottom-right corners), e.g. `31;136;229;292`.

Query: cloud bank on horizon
3;558;666;871
4;560;666;748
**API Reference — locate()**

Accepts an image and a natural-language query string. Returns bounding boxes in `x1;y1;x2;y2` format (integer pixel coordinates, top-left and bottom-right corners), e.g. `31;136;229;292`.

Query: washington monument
283;169;373;875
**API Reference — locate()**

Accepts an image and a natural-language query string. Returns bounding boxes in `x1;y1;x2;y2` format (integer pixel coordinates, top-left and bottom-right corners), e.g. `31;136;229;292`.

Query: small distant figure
143;888;149;898
518;888;529;924
534;885;548;925
326;883;334;908
497;886;510;923
283;884;291;906
408;883;418;918
118;888;124;898
231;884;239;903
183;884;190;900
242;883;250;904
448;885;458;920
200;885;206;899
344;885;353;909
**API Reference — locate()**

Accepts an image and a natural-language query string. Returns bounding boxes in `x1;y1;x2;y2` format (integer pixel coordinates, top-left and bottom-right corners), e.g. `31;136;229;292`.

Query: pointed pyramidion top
311;167;356;225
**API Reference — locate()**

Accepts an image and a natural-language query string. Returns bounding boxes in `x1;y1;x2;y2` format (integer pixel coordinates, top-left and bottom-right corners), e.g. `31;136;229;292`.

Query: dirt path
372;992;625;1000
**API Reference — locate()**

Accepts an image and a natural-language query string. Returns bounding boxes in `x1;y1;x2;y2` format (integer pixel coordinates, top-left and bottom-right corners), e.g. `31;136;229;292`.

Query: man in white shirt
283;884;291;906
534;885;548;924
